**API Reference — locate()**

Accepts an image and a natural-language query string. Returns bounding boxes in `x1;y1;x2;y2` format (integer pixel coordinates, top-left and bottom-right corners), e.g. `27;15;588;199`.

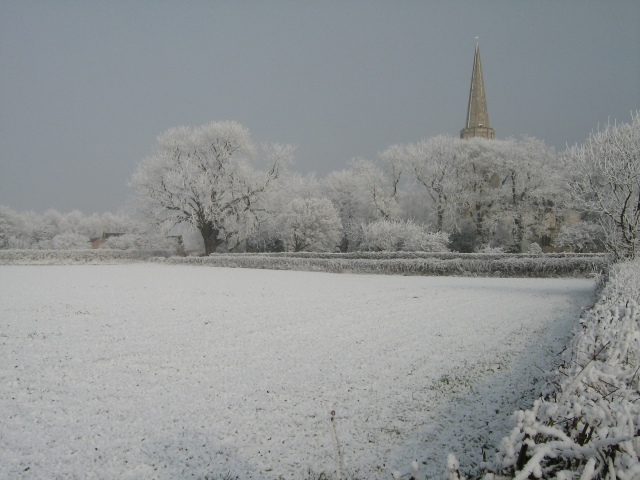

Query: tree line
2;114;637;258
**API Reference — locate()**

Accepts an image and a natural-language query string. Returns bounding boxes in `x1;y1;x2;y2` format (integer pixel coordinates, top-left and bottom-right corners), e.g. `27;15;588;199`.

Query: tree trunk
475;205;484;238
436;204;444;232
199;222;220;255
514;214;525;253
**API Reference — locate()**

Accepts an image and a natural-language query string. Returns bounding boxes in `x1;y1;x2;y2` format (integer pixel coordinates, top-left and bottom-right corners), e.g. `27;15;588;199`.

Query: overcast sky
1;1;639;214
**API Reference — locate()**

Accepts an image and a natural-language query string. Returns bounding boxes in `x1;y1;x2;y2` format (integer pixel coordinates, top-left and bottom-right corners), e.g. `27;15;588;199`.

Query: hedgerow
0;250;609;278
473;260;640;480
161;252;610;278
0;249;172;264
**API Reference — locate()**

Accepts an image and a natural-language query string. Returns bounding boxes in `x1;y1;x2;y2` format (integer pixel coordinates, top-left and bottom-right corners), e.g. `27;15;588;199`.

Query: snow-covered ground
0;265;594;479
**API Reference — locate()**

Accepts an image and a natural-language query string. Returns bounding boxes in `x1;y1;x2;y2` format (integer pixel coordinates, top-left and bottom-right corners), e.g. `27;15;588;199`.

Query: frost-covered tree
456;138;507;242
441;136;561;252
562;113;640;259
0;207;61;249
281;197;343;252
322;168;379;252
0;206;23;248
130;121;294;254
494;136;559;252
402;135;464;232
247;172;320;252
349;158;400;220
0;206;166;250
377;143;404;200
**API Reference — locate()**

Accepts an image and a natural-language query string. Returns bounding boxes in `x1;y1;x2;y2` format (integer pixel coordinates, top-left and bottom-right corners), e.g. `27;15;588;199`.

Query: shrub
355;219;449;252
475;243;506;254
554;221;606;253
283;198;343;252
102;233;177;251
51;232;91;250
526;242;542;254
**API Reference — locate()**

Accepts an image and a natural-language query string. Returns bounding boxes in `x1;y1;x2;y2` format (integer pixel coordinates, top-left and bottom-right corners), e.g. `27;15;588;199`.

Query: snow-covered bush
282;197;343;252
475;243;506;254
102;233;178;251
245;231;285;253
554;221;606;253
51;232;91;250
526;242;542;254
481;260;640;479
356;219;449;252
403;226;450;253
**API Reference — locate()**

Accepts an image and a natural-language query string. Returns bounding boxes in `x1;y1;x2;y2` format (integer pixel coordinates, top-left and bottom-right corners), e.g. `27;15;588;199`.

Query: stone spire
460;41;495;139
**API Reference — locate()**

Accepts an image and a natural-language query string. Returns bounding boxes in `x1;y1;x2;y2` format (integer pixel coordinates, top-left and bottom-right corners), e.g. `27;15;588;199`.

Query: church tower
460;41;495;140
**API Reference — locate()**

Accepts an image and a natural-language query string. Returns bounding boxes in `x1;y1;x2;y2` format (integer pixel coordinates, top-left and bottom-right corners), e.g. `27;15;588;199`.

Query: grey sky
1;1;638;214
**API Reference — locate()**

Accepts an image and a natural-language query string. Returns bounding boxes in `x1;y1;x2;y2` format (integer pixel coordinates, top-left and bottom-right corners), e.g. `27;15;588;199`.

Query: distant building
460;41;495;140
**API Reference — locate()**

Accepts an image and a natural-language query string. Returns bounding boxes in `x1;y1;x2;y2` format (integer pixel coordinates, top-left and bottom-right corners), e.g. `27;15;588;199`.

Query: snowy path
0;265;594;479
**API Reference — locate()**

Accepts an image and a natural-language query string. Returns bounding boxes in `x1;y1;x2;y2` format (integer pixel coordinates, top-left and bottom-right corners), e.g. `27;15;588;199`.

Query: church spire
460;40;495;139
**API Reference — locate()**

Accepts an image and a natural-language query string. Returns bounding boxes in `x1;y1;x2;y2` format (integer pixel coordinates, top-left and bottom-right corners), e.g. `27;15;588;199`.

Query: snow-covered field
0;265;594;479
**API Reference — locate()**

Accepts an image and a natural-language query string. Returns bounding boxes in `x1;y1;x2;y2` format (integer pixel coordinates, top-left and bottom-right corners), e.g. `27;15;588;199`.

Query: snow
0;264;594;479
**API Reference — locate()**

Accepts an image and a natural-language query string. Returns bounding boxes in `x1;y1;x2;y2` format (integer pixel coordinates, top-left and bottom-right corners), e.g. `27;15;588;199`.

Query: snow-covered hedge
0;249;610;277
0;249;172;264
478;260;640;479
161;252;610;278
221;251;607;261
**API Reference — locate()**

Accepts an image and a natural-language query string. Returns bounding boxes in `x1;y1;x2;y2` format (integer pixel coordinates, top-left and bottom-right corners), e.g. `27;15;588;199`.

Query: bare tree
130;121;294;254
563;113;640;259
